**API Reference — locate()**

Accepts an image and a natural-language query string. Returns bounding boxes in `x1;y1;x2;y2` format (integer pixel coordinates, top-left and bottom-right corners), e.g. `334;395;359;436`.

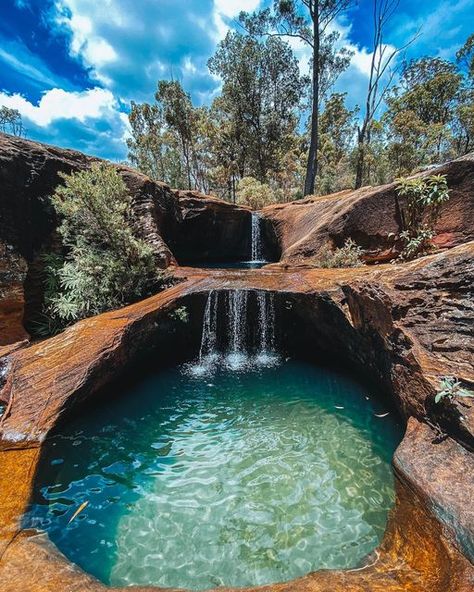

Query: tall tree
128;81;212;192
354;0;417;188
239;0;352;196
318;92;357;193
456;34;474;82
208;32;304;185
156;81;196;190
385;57;462;172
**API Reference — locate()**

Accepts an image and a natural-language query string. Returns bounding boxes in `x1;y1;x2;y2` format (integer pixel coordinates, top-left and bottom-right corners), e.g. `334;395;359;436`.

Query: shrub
395;174;450;260
313;239;364;268
435;376;474;404
40;164;159;333
236;177;279;210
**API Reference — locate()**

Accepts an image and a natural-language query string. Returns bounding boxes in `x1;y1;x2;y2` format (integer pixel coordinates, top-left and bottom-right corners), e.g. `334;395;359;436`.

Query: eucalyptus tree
456;34;474;82
0;106;24;136
239;0;353;196
385;57;462;172
208;31;305;185
128;81;212;192
354;0;420;188
156;80;197;190
318;92;357;193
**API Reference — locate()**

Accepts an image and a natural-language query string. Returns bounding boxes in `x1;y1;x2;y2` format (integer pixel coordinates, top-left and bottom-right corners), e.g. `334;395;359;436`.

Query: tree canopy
127;26;474;205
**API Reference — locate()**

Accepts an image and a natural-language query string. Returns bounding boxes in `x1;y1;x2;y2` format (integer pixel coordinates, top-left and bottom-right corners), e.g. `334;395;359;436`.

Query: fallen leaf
68;501;89;524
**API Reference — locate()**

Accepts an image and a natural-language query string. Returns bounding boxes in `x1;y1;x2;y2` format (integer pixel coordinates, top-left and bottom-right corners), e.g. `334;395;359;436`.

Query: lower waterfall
191;289;278;374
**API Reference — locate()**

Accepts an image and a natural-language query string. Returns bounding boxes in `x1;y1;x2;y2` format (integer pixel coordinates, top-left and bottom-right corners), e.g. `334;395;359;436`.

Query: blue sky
0;0;472;161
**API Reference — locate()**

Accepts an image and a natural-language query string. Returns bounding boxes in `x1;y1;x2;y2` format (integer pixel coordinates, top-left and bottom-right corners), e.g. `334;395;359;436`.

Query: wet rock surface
163;190;251;264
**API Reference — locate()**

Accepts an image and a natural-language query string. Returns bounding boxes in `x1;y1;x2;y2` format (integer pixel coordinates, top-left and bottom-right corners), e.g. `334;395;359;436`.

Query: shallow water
25;360;403;590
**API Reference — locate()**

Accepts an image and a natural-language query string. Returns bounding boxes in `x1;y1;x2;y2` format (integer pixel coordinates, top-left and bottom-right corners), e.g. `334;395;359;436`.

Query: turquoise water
25;359;403;590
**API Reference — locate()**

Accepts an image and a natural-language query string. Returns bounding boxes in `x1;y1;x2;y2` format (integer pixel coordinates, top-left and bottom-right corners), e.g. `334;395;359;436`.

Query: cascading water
256;291;276;361
250;212;265;263
227;291;248;368
199;289;218;362
191;289;277;375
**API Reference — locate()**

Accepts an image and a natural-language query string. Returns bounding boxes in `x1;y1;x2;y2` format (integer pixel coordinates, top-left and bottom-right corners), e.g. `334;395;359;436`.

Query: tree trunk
355;128;365;189
303;2;319;196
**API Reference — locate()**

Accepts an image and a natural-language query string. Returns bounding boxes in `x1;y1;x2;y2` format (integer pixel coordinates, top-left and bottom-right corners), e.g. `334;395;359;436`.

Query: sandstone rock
0;244;28;346
261;152;474;264
1;243;472;448
0;133;178;339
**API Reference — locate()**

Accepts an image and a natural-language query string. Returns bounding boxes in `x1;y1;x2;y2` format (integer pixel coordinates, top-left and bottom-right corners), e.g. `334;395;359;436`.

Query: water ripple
24;360;403;591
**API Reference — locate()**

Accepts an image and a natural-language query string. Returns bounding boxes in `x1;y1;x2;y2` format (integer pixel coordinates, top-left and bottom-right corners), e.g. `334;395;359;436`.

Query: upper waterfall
250;212;265;263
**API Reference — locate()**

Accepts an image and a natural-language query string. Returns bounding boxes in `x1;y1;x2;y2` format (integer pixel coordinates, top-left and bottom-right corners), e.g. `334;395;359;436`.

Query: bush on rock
37;164;161;334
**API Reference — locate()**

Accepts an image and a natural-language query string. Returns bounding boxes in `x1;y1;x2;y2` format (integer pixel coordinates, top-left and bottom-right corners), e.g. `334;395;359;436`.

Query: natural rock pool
25;358;403;590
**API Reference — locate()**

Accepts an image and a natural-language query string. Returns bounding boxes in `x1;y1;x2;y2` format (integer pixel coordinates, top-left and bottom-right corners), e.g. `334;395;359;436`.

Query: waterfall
225;291;250;370
256;291;275;354
251;212;264;262
228;291;248;354
189;289;278;375
199;290;218;361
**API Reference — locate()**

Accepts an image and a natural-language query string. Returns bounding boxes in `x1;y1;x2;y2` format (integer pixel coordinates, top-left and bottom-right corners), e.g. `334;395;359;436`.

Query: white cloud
214;0;260;18
50;0;233;105
213;0;261;41
56;10;118;68
0;87;118;126
0;87;129;160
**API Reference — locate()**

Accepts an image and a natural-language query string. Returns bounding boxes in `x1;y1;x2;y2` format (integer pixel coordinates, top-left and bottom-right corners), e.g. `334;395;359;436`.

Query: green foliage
127;29;473;201
317;92;358;194
435;376;474;404
40;164;159;333
395;174;450;260
208;32;304;185
456;34;474;80
236;177;279;210
0;105;24;136
239;0;353;195
170;306;189;323
312;239;364;268
385;57;465;175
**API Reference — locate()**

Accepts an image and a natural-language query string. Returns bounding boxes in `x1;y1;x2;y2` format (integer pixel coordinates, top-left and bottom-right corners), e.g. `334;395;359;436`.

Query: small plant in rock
170;306;189;323
435;376;474;404
394;174;450;261
38;164;161;334
313;239;365;268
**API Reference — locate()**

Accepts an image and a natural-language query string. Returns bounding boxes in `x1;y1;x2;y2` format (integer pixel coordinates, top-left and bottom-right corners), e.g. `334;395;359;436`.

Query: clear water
25;360;403;590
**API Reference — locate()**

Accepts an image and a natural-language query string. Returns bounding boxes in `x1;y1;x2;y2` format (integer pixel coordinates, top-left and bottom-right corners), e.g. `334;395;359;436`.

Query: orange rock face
261;153;474;264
